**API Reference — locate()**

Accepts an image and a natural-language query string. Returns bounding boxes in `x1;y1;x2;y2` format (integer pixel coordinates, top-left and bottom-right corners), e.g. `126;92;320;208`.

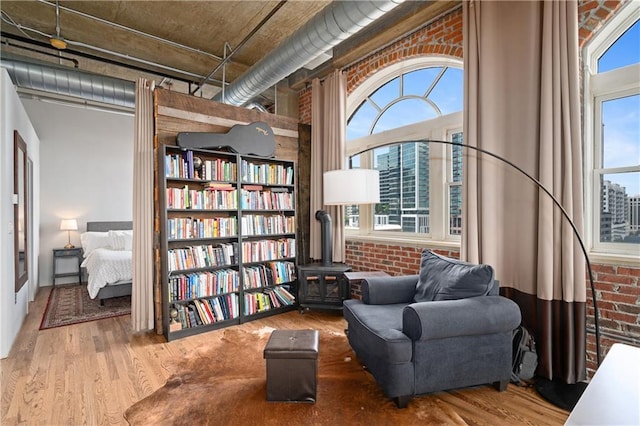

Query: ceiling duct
1;55;135;108
214;0;405;106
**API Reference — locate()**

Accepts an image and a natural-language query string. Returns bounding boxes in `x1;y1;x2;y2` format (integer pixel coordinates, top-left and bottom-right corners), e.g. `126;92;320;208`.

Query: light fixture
49;37;67;50
60;219;78;249
316;169;380;266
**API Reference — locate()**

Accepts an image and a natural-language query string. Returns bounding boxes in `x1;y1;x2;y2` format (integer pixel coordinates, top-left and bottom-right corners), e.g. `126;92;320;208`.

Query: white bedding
81;248;132;299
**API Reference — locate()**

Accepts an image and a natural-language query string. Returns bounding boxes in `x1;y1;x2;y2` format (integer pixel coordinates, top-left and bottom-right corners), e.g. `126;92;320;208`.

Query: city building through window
346;58;463;242
584;2;640;257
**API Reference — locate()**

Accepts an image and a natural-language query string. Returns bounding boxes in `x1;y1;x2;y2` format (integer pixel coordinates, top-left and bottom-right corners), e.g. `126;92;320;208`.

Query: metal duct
214;0;405;106
1;56;135;108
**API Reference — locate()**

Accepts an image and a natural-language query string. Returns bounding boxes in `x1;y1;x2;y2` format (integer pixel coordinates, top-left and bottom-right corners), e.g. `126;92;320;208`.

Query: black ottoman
263;329;319;402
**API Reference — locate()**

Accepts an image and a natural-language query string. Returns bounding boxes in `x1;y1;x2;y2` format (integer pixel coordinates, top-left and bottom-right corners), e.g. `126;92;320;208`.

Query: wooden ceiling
0;1;459;105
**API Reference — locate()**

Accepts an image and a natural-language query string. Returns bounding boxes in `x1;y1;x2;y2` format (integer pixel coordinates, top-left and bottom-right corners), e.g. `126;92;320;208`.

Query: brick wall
298;0;638;377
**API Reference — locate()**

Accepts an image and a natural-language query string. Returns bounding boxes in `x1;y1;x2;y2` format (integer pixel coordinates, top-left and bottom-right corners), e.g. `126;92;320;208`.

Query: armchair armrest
402;296;521;341
362;275;418;305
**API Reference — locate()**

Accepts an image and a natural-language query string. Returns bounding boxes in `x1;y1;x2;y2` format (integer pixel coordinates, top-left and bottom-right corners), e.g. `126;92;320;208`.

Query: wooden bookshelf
159;145;298;341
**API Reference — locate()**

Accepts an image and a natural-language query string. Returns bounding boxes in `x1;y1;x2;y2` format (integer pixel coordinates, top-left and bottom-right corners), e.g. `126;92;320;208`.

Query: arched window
584;2;640;257
345;57;463;242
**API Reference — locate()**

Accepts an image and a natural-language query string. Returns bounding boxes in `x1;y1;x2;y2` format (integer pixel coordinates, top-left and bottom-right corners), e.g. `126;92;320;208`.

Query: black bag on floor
511;325;538;386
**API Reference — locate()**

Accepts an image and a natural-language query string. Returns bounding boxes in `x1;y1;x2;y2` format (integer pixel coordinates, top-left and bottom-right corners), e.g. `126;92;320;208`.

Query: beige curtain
462;0;586;382
310;70;347;262
131;78;155;332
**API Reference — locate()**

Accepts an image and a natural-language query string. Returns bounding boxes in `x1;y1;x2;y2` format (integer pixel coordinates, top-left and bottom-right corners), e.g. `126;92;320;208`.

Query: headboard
86;221;133;232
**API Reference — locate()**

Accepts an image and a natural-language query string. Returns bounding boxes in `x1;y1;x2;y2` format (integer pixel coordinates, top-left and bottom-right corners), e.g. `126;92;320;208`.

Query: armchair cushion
414;250;494;302
362;275;418;305
402;296;522;341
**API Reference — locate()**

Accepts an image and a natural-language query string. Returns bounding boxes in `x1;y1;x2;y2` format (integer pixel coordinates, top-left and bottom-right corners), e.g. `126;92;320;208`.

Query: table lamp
60;219;78;249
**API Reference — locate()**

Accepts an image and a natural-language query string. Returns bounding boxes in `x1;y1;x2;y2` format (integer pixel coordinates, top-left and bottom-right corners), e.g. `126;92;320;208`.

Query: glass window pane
428;67;464;115
370;77;400;109
599;172;640;243
346;155;363;230
347;100;378;140
374;143;429;233
402;68;441;97
373;99;438;134
598;19;640;73
451;131;463;183
602;94;640;168
449;185;462;236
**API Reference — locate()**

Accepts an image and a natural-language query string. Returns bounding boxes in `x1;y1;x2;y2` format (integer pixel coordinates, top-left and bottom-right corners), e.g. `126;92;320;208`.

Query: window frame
346;56;463;246
583;2;640;260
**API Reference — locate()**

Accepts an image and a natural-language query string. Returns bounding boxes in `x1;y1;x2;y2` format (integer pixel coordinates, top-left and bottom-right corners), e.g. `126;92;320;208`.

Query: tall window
346;58;463;242
585;3;640;256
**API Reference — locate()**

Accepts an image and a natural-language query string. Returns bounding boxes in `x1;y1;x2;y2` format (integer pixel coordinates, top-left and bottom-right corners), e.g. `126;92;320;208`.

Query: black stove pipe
315;210;332;266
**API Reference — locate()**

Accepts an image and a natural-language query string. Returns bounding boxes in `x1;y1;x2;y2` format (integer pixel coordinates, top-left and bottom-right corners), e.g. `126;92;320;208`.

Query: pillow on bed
80;232;112;257
109;230;133;251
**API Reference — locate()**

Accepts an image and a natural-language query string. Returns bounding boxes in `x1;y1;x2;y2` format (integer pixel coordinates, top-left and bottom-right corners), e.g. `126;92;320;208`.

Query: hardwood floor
1;288;569;425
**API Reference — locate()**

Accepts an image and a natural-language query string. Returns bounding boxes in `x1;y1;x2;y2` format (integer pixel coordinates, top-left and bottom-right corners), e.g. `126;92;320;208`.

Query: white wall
20;98;134;287
1;69;40;358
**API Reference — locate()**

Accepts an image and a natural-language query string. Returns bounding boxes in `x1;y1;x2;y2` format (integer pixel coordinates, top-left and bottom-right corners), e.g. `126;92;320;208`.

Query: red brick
597;273;635;285
618;267;640;277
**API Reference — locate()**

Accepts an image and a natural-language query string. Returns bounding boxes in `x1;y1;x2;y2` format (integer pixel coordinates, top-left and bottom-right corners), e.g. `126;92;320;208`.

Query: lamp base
64;243;75;249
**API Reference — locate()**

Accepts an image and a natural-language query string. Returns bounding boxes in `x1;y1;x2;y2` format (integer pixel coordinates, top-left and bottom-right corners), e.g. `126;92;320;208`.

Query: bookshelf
160;145;298;341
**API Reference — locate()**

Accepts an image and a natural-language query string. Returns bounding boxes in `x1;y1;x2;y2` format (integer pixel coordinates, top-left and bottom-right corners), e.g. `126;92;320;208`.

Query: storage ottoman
263;329;319;402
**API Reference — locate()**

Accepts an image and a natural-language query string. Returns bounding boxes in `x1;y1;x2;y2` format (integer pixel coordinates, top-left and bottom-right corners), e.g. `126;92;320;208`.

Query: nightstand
52;247;83;286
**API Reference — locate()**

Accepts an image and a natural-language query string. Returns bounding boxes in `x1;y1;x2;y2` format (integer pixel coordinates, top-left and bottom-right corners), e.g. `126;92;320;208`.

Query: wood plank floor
1;288;569;425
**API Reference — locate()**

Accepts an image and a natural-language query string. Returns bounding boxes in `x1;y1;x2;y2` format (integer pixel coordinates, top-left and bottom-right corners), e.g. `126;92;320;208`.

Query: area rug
39;284;131;330
124;328;466;426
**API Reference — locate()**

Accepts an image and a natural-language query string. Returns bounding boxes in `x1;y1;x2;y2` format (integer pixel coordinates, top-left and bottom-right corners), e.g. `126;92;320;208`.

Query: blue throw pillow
414;249;494;302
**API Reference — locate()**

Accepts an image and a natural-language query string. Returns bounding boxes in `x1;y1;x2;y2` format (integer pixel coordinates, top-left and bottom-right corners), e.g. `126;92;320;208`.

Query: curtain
462;0;586;383
310;70;347;262
131;78;155;332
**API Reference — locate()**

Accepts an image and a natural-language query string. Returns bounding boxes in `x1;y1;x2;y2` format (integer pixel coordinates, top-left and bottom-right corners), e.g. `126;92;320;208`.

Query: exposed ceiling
0;0;459;111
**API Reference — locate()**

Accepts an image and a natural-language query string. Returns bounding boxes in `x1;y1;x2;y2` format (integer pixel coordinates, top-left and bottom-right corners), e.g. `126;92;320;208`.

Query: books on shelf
243;285;295;316
240;160;294;185
166;186;237;210
240;188;294;210
168;269;239;302
241;238;296;262
165;152;237;181
240;214;295;236
168;242;238;271
168;217;237;240
172;293;240;329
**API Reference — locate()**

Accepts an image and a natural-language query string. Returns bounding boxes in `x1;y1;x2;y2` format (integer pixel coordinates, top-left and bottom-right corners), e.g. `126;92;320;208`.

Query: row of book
240;188;294;210
166;186;237;210
242;261;296;289
241;238;296;262
240;160;294;185
240;214;295;236
172;293;239;329
168;242;238;271
165;151;237;182
168;269;239;302
168;217;237;240
244;285;296;315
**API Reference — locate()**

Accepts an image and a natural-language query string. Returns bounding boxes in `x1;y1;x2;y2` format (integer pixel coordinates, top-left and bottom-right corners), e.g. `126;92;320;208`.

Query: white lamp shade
60;219;78;231
323;169;380;205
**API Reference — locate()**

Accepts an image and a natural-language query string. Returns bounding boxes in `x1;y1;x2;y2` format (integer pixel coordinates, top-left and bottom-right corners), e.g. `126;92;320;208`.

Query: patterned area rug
39;284;131;330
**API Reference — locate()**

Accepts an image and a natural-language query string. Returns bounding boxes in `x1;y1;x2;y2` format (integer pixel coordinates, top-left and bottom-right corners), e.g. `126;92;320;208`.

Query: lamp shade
323;169;380;205
60;219;78;231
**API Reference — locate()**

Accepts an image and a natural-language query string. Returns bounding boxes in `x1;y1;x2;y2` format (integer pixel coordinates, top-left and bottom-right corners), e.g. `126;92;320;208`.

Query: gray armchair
343;250;522;408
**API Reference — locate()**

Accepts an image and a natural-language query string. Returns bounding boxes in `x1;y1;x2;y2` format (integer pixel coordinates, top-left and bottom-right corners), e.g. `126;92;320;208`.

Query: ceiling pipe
1;55;135;108
36;0;223;62
191;0;288;96
214;0;405;106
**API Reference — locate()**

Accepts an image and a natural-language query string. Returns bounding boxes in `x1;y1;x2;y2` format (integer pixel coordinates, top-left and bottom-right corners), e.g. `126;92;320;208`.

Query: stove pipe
315;210;332;266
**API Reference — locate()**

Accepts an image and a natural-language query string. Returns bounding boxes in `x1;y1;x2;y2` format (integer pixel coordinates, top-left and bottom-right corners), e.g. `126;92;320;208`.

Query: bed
81;221;133;305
